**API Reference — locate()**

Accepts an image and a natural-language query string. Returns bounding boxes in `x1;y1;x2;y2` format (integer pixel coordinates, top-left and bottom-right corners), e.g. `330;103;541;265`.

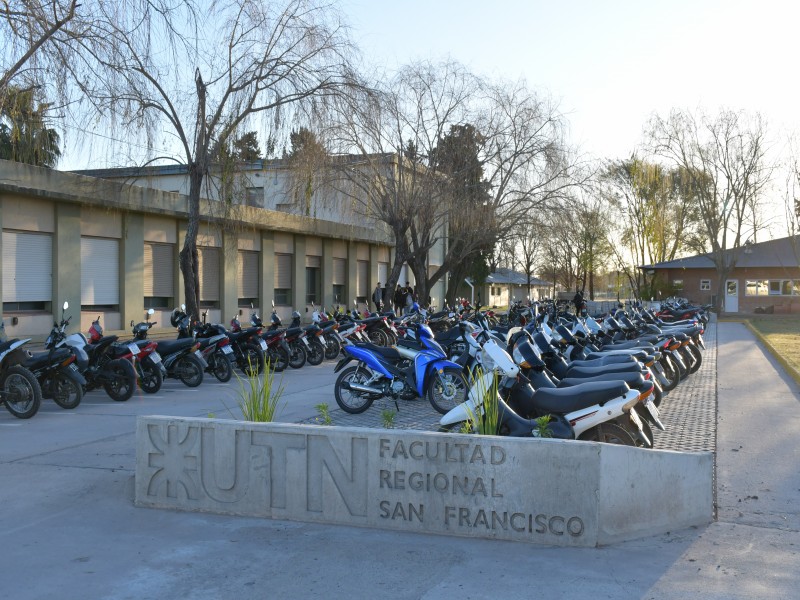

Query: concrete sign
135;417;712;547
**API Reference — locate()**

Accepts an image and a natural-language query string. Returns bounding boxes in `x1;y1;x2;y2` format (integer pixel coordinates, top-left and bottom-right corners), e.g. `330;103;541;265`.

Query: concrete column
121;212;144;330
261;230;274;309
221;229;239;321
53;203;81;334
175;221;187;308
347;241;357;310
293;234;307;321
322;237;334;309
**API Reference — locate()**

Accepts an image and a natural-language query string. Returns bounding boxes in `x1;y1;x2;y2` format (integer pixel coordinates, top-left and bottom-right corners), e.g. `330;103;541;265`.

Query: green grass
747;316;800;376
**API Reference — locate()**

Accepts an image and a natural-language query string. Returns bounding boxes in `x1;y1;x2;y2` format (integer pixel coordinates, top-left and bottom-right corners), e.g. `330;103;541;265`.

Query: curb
743;321;800;387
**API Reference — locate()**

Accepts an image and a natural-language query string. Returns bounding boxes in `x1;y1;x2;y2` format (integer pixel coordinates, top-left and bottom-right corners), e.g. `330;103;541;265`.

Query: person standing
393;284;403;313
372;283;383;312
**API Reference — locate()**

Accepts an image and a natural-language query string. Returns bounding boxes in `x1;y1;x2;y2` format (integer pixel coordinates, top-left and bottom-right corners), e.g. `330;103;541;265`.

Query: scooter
0;321;43;419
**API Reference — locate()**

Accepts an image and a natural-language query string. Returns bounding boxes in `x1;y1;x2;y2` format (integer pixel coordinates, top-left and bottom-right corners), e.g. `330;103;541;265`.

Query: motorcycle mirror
147;308;155;316
130;319;134;327
62;301;69;311
250;302;254;309
181;303;186;311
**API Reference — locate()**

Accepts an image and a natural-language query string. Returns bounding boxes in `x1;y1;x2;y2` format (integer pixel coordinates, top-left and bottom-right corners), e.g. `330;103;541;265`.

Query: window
274;253;292;305
782;280;794;296
81;237;120;310
2;231;52;312
144;243;174;308
672;279;683;290
794;280;800;296
238;250;259;307
245;187;264;207
769;280;782;296
745;280;769;296
306;255;321;304
700;279;711;291
332;257;346;304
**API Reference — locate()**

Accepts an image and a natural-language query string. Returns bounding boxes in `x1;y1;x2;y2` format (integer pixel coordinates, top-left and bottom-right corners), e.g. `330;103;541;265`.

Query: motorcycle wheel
239;345;264;377
334;366;380;414
306;340;325;366
659;355;679;392
267;346;289;372
368;329;389;347
138;361;163;394
579;422;637;446
51;372;83;409
176;354;204;387
209;351;233;383
323;335;341;361
1;365;42;419
288;342;307;369
426;367;468;415
103;359;137;402
618;415;654;449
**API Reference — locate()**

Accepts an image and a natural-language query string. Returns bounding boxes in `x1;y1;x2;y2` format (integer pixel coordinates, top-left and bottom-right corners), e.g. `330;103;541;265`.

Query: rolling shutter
81;237;119;305
305;255;321;268
198;246;220;302
378;262;388;285
274;254;292;288
2;231;52;302
357;260;368;297
332;258;346;285
144;243;174;297
238;250;259;299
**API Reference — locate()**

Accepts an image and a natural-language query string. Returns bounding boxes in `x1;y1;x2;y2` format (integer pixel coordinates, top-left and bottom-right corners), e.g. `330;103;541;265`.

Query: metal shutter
274;254;292;288
238;250;259;298
143;243;174;297
81;237;120;305
357;260;368;297
332;258;346;285
305;255;321;268
378;262;388;285
2;231;52;302
198;246;220;302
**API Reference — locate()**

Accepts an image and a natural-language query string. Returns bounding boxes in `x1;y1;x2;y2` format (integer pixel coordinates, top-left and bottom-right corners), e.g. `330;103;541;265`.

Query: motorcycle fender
64;366;87;386
421;358;463;397
343;345;394;378
439;402;473;427
334;356;353;373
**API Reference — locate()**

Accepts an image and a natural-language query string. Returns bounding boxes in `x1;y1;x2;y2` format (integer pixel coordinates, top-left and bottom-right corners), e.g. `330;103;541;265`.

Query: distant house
640;235;800;314
473;268;552;307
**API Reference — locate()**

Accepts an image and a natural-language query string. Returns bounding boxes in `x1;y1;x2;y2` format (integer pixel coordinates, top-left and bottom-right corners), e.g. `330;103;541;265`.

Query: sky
60;0;800;237
339;0;800;237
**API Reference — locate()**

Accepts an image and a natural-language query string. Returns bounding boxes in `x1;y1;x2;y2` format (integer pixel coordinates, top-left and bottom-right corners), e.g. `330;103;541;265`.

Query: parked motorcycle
0;321;42;419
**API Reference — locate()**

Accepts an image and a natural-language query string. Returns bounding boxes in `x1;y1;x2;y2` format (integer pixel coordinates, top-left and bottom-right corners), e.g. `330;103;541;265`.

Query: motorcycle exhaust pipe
342;381;383;395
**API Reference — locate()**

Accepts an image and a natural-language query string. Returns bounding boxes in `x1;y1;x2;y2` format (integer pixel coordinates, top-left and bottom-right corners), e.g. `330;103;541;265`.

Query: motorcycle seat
357;342;403;360
285;327;303;337
532;381;630;413
566;363;643;377
262;330;282;340
24;347;72;370
569;355;635;368
156;339;196;355
559;371;646;391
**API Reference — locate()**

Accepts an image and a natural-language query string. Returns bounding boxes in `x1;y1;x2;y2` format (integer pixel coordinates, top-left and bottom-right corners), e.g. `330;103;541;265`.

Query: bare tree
0;0;79;94
647;109;773;313
62;0;356;319
327;61;578;305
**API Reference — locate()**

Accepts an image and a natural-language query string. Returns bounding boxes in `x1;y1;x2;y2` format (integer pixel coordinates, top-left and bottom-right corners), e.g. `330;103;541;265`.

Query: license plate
128;343;140;355
195;350;203;359
302;337;310;348
150;352;162;364
644;399;666;431
69;363;79;371
318;336;327;347
221;345;233;355
390;326;398;334
259;340;268;351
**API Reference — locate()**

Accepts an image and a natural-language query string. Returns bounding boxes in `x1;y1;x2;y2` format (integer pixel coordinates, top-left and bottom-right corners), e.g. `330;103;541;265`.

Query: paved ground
1;320;798;599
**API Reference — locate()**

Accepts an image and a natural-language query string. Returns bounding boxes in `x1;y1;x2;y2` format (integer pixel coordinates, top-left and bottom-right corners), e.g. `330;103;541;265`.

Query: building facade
0;159;411;338
641;236;800;314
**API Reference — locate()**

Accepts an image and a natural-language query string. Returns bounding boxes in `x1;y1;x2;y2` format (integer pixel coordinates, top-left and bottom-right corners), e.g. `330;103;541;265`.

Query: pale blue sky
344;0;799;161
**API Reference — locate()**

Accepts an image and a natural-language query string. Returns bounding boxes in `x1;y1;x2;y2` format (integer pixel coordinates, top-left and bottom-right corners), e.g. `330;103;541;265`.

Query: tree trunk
180;164;203;321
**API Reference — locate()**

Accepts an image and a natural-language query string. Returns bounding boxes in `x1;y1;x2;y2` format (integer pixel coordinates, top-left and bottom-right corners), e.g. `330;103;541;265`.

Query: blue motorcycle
333;323;467;414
